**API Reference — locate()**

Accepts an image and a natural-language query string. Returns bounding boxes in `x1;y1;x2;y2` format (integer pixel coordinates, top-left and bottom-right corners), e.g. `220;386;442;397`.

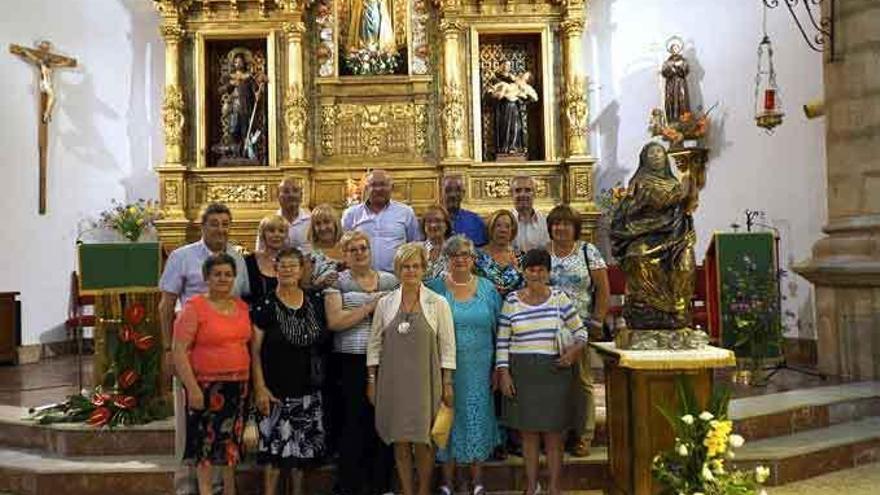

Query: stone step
735;416;880;485
0;448;609;495
730;381;880;441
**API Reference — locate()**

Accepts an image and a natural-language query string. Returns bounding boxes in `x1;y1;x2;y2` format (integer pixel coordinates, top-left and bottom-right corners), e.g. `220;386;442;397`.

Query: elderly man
443;175;487;246
341;169;421;272
510;174;549;252
256;175;311;252
158;202;249;495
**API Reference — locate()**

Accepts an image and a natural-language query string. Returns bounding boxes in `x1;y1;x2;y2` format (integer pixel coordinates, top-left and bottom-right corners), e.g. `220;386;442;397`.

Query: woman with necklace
323;231;398;495
426;235;501;495
367;243;456;495
475;209;524;297
420;204;452;281
250;247;327;495
173;254;252;495
546;204;610;458
307;204;345;289
244;215;289;305
496;248;587;495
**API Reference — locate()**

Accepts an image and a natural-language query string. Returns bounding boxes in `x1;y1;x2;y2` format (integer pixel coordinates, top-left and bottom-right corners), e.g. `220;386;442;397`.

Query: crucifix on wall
9;41;77;215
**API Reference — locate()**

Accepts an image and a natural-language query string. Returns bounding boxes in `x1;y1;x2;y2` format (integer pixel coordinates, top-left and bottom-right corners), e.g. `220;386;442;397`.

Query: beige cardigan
366;284;456;370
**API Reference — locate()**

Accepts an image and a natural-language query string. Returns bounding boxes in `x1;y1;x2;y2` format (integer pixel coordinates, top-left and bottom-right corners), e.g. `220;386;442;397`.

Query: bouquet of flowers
652;380;770;494
343;48;403;76
96;199;163;242
650;106;714;149
30;299;171;428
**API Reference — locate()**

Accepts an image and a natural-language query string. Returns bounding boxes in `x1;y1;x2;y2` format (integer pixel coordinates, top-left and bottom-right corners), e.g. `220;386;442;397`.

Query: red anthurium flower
134;334;156;351
118;369;139;389
87;406;112;427
91;393;112;407
114;395;137;409
118;325;134;343
124;303;146;325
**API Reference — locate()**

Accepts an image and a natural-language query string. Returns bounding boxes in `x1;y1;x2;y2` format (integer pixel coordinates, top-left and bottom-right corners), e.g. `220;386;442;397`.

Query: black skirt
184;380;249;466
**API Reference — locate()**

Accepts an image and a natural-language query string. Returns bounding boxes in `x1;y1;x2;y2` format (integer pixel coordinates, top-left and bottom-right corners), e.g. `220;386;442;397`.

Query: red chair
691;265;709;332
606;265;627;318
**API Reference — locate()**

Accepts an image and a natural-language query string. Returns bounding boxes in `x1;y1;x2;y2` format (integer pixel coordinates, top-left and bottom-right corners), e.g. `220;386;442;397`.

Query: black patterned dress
251;292;327;467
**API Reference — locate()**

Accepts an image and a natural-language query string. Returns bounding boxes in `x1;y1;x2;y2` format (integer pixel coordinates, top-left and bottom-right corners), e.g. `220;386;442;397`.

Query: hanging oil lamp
755;34;784;132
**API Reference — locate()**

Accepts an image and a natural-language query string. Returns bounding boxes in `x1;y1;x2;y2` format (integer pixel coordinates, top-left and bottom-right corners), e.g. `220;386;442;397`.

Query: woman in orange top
173;253;253;495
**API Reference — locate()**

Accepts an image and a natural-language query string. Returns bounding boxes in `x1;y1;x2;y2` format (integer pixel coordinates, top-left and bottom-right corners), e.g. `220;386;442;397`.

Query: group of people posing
159;170;611;495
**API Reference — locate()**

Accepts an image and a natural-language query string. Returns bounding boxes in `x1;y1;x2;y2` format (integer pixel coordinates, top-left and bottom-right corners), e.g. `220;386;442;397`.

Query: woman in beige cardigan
367;242;456;495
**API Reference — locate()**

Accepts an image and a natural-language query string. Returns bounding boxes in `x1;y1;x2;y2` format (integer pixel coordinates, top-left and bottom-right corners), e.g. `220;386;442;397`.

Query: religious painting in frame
472;29;553;163
336;0;409;76
195;32;278;168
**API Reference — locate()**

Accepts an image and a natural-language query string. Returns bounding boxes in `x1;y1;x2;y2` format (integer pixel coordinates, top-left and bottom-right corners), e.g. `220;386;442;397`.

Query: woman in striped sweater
496;248;588;495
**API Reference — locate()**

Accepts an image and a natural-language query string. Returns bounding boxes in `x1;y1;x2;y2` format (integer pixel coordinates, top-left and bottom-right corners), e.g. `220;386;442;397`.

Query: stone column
560;16;589;158
160;23;185;165
440;19;466;161
794;1;880;379
283;21;308;162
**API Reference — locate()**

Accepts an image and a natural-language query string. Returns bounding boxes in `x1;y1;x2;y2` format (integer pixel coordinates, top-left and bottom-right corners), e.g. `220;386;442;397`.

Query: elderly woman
426;235;501;495
249;248;327;495
475;209;524;297
307;203;345;290
367;243;456;495
421;204;453;281
173;254;252;495
496;248;587;495
546;204;610;457
244;214;290;304
323;231;399;495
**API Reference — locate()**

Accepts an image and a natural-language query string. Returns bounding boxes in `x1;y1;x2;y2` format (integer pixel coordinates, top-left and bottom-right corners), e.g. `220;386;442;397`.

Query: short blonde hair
393;242;427;277
487;209;519;243
258;214;290;246
308;203;342;244
339;230;371;253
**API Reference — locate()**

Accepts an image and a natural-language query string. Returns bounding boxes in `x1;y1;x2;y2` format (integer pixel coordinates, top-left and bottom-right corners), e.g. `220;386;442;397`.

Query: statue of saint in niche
348;0;396;53
661;37;691;126
487;60;539;160
212;48;268;166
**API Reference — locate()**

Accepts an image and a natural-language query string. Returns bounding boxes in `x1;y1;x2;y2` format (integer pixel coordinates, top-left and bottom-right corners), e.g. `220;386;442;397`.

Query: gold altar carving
205;183;269;203
150;0;599;248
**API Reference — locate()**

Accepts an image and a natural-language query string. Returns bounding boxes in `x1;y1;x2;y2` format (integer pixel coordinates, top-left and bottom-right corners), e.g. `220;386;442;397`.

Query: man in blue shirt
342;169;421;271
443;175;488;246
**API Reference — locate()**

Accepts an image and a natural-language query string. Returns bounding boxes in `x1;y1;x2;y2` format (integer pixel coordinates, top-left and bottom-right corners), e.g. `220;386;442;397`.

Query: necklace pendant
397;320;411;334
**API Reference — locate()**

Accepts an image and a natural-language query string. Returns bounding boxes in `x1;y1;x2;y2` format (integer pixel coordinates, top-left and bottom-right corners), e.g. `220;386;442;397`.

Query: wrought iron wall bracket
763;0;836;61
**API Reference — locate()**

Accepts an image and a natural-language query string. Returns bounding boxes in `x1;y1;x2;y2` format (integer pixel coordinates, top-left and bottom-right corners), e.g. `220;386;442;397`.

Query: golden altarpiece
152;0;597;247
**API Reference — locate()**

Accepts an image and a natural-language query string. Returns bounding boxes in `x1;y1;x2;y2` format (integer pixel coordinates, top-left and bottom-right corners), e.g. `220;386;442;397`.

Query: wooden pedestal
0;292;20;364
592;342;735;495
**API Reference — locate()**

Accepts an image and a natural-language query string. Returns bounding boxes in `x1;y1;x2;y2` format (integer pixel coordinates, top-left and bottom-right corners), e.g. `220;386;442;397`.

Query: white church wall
0;0;163;346
0;0;826;347
585;0;827;338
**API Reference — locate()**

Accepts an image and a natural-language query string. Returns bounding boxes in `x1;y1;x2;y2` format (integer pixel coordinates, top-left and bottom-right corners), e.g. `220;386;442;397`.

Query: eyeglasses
400;263;423;272
347;245;370;254
449;252;472;259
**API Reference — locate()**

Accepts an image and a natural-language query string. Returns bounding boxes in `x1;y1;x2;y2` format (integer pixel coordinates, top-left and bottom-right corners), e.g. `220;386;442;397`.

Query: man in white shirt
341;169;421;271
256;175;312;252
510;174;549;252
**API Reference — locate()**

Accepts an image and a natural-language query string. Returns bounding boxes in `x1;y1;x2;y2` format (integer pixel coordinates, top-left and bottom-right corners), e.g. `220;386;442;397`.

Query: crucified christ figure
10;40;77;123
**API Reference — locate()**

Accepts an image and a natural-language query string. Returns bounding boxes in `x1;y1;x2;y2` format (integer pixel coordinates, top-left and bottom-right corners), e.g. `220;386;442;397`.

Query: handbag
431;402;455;449
242;411;259;453
553;291;575;354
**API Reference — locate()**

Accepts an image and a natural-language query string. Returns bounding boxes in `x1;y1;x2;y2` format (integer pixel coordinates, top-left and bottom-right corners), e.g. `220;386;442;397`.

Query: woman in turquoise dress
427;235;502;495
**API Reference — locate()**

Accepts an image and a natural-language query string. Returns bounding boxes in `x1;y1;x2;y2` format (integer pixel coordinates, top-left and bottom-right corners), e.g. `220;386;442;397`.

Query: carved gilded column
160;23;185;165
440;19;466;160
283;21;308;162
561;16;589;158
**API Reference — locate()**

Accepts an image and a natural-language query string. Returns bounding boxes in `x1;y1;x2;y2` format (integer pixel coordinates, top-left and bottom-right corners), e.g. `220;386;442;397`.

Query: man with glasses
158;203;249;495
342;169;421;272
442;175;487;247
509;175;549;252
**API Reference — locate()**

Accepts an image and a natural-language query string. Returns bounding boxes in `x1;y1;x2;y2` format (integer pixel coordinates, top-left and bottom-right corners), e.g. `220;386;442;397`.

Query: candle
764;89;776;111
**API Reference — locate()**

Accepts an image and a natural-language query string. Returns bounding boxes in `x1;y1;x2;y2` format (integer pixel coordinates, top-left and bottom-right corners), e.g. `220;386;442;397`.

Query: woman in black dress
244;214;289;304
250;247;327;495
